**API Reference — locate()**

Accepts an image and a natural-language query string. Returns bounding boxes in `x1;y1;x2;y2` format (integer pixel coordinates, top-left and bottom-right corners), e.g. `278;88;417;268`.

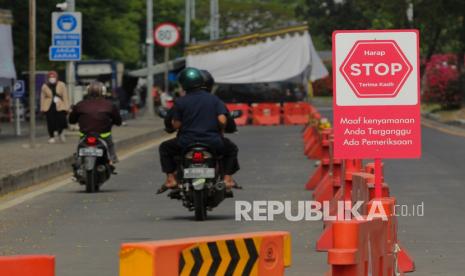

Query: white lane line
0;136;170;213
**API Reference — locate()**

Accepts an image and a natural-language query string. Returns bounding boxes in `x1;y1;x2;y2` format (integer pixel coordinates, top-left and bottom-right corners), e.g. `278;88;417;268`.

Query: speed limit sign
154;23;181;47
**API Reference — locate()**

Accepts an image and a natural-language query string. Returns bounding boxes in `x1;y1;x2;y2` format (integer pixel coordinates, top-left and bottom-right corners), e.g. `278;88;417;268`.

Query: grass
422;103;465;122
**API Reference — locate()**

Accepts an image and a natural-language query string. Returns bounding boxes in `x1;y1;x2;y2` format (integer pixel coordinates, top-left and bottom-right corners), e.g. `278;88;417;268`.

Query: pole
66;0;76;105
215;0;219;39
15;98;21;136
210;0;215;40
184;0;191;44
146;0;155;117
28;0;36;147
210;0;219;40
164;47;169;94
191;0;196;20
374;158;383;198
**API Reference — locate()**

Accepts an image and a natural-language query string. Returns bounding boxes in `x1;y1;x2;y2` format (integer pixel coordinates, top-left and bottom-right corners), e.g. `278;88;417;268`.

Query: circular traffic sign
154;23;181;48
57;14;77;32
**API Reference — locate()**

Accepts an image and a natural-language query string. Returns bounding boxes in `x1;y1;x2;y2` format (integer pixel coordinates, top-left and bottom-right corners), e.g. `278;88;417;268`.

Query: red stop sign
340;40;413;98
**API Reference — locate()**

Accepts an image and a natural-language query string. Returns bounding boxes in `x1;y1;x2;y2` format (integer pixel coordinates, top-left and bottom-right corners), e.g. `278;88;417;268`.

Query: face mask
49;78;57;84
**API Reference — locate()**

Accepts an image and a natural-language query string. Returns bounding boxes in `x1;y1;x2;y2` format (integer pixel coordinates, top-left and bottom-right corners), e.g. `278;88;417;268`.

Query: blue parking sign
13;80;25;99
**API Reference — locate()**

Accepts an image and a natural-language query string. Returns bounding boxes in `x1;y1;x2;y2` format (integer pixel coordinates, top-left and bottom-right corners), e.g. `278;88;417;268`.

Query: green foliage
214;0;297;36
78;0;144;67
299;0;465;57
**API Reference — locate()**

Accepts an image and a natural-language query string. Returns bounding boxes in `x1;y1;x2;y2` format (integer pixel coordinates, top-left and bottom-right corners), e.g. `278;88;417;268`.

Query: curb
422;112;465;128
421;116;465;138
0;128;166;197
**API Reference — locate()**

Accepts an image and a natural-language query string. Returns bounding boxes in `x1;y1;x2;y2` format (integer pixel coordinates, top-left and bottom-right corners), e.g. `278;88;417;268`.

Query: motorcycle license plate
79;147;104;157
184;168;215;179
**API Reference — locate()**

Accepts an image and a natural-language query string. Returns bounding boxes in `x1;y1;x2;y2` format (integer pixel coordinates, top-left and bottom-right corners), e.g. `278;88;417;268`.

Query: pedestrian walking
40;71;70;143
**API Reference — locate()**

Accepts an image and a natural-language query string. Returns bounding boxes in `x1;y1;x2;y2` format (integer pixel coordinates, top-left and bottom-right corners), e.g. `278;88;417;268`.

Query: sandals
156;182;178;194
225;180;243;190
156;184;170;194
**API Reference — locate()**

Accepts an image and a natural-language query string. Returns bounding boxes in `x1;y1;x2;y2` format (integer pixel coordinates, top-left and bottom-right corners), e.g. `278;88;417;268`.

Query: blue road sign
49;46;81;61
57;14;77;32
13;80;25;99
50;12;82;61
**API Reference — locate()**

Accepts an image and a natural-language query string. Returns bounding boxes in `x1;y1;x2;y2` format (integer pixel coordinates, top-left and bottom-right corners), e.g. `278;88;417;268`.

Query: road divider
120;231;291;276
301;104;415;275
224;102;315;126
0;255;55;276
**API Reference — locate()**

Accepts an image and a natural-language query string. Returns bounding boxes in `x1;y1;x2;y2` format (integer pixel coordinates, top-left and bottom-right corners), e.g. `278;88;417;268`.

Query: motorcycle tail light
192;151;204;163
86;136;97;146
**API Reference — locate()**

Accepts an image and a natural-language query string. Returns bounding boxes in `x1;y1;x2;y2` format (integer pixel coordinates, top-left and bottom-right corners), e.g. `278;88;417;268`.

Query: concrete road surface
1;124;464;275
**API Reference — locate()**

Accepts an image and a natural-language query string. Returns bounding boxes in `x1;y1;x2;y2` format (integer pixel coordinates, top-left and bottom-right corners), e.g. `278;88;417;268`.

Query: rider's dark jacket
69;97;122;134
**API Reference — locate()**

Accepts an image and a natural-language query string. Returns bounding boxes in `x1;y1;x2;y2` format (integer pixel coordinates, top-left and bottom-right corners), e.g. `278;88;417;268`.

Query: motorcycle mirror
230;110;243;119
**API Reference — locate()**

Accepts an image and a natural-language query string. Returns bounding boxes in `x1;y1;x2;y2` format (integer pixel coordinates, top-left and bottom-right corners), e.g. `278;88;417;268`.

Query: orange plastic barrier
120;231;291;276
226;103;250;126
304;129;333;190
283;102;312;125
308;128;332;160
312;158;342;203
251;103;281;126
316;159;363;252
0;255;55;276
352;173;390;209
302;112;322;157
327;217;390;276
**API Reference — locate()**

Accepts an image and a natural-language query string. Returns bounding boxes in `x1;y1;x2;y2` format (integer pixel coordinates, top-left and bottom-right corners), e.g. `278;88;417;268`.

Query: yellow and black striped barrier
120;231;291;276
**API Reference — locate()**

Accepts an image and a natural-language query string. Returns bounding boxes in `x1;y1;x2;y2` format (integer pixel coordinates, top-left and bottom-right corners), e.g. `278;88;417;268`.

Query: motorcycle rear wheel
193;190;207;221
85;168;98;193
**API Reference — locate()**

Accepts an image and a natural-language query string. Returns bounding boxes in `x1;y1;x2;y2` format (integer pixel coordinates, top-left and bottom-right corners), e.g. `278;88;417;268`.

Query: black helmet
178;67;204;91
200;70;215;92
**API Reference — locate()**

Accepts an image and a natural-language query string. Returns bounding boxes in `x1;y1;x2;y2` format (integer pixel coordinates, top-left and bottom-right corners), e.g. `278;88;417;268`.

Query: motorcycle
159;109;243;221
73;133;113;193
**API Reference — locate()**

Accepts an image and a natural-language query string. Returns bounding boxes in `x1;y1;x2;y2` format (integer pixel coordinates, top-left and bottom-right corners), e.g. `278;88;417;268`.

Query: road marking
0;135;171;213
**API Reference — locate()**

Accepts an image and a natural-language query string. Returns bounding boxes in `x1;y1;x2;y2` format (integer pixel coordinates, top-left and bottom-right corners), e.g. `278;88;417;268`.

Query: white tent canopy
0;10;16;80
186;25;328;84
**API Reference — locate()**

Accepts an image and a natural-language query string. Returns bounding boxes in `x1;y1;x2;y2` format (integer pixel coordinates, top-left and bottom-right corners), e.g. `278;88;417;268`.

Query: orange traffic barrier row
300;104;415;275
0;255;55;276
225;102;317;126
120;231;291;276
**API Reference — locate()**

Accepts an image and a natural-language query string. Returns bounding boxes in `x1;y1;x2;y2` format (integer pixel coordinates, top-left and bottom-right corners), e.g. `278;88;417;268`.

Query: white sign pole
15;98;21;136
66;0;76;106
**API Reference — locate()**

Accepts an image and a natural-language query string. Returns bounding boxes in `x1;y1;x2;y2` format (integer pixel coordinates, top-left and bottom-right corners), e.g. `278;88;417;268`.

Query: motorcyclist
200;70;240;185
69;81;122;164
157;67;230;193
